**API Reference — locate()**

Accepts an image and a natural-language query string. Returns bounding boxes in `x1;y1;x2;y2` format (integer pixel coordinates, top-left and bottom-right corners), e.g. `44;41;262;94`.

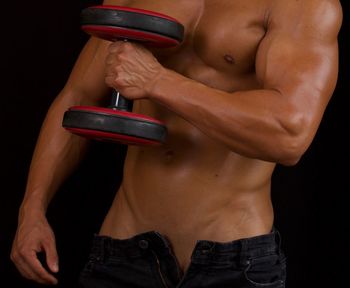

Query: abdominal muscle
99;106;276;272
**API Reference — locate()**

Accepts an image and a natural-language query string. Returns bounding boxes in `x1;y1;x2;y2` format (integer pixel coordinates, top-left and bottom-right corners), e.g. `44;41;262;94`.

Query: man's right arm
11;31;112;286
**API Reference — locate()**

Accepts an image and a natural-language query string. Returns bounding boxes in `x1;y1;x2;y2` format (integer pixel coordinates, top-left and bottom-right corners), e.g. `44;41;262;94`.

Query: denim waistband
89;229;282;265
190;228;282;266
90;231;173;260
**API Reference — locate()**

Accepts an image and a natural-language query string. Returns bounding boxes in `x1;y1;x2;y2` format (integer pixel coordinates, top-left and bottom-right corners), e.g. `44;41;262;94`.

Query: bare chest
128;0;269;86
192;0;268;76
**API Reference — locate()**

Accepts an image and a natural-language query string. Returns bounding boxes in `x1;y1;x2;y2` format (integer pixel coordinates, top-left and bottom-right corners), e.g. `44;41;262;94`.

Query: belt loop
101;237;106;262
101;236;110;262
274;228;283;255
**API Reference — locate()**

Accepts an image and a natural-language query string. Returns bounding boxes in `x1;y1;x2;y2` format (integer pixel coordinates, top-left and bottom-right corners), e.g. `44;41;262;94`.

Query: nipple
224;54;235;64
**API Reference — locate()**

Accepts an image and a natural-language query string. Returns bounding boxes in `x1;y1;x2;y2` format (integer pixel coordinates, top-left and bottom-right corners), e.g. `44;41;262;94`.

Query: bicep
256;30;339;104
255;3;341;133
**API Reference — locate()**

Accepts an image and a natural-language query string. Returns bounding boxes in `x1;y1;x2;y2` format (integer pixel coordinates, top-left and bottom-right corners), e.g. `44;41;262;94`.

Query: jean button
138;239;149;249
201;249;210;254
199;242;213;254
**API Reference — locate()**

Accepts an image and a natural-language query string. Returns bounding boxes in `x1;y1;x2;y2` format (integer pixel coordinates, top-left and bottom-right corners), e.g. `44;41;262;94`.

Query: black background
1;1;349;287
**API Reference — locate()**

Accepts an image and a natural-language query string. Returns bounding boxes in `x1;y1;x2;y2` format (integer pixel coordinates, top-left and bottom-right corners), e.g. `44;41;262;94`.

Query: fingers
11;230;59;285
43;238;59;274
105;42;130;66
108;41;122;52
106;41;143;65
108;40;134;53
11;252;39;282
11;250;58;285
11;212;59;285
105;71;127;87
104;41;158;98
32;255;58;284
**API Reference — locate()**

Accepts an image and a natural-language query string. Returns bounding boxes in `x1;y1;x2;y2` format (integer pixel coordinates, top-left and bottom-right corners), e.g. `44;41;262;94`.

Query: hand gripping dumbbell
62;5;184;145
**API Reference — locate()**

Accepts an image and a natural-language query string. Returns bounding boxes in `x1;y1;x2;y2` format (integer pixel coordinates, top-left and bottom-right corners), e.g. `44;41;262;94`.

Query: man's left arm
105;0;342;166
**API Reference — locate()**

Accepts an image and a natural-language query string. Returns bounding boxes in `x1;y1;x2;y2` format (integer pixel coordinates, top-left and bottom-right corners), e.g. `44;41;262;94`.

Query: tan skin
11;0;342;285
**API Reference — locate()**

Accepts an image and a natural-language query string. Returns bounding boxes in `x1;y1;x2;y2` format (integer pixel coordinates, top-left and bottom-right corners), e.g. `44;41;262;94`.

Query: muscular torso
100;0;276;272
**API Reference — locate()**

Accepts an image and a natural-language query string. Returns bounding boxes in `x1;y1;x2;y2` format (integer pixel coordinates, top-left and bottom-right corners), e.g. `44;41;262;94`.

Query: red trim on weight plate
69;106;166;126
89;5;181;24
66;128;162;146
82;25;180;47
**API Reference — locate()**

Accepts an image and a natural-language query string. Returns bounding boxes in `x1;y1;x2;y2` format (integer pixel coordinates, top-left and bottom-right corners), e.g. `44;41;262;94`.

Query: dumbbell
62;5;184;145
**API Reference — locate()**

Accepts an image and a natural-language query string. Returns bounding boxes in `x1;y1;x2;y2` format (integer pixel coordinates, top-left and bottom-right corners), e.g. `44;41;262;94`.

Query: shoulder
268;0;343;39
269;0;343;19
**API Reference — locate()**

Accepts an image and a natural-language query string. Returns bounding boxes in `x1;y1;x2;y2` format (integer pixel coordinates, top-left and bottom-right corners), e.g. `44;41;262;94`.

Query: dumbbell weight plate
63;106;167;145
62;6;184;145
81;5;184;47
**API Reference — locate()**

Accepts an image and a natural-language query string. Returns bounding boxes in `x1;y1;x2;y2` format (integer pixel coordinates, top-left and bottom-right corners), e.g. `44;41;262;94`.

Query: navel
164;150;175;162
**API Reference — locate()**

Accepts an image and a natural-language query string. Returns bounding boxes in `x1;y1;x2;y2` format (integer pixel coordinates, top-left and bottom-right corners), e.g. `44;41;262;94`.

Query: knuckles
18;247;30;258
108;41;134;53
105;76;121;90
105;52;129;71
10;250;18;262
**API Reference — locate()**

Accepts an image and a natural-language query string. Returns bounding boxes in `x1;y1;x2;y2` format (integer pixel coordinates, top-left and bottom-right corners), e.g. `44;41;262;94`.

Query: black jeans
79;230;286;288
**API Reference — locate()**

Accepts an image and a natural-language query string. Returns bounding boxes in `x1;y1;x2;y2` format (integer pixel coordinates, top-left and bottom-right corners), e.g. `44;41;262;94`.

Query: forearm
21;36;113;214
150;69;306;165
21;90;90;213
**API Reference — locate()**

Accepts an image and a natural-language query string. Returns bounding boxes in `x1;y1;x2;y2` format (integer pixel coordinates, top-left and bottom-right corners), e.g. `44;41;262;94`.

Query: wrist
20;194;48;216
146;67;175;100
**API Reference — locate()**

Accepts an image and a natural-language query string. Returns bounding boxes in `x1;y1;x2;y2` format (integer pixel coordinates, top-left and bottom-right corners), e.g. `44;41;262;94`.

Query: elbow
275;137;308;166
274;114;311;166
276;146;304;167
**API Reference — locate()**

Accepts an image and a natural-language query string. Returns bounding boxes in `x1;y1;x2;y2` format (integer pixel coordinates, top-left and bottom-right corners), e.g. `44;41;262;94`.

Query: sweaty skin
11;0;342;285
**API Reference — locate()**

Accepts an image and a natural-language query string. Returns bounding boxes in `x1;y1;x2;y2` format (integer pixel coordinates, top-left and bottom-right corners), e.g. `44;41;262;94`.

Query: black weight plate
81;5;184;45
62;106;167;145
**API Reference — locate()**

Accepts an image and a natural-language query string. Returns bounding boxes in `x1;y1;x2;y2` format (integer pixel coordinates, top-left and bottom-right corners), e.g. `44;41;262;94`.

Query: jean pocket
243;254;286;287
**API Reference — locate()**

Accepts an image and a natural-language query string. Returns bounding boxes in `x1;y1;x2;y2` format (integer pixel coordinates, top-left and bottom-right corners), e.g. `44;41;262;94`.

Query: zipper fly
152;251;169;288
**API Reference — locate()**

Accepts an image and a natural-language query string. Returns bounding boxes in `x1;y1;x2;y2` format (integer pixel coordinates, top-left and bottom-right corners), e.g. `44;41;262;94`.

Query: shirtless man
11;0;342;287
